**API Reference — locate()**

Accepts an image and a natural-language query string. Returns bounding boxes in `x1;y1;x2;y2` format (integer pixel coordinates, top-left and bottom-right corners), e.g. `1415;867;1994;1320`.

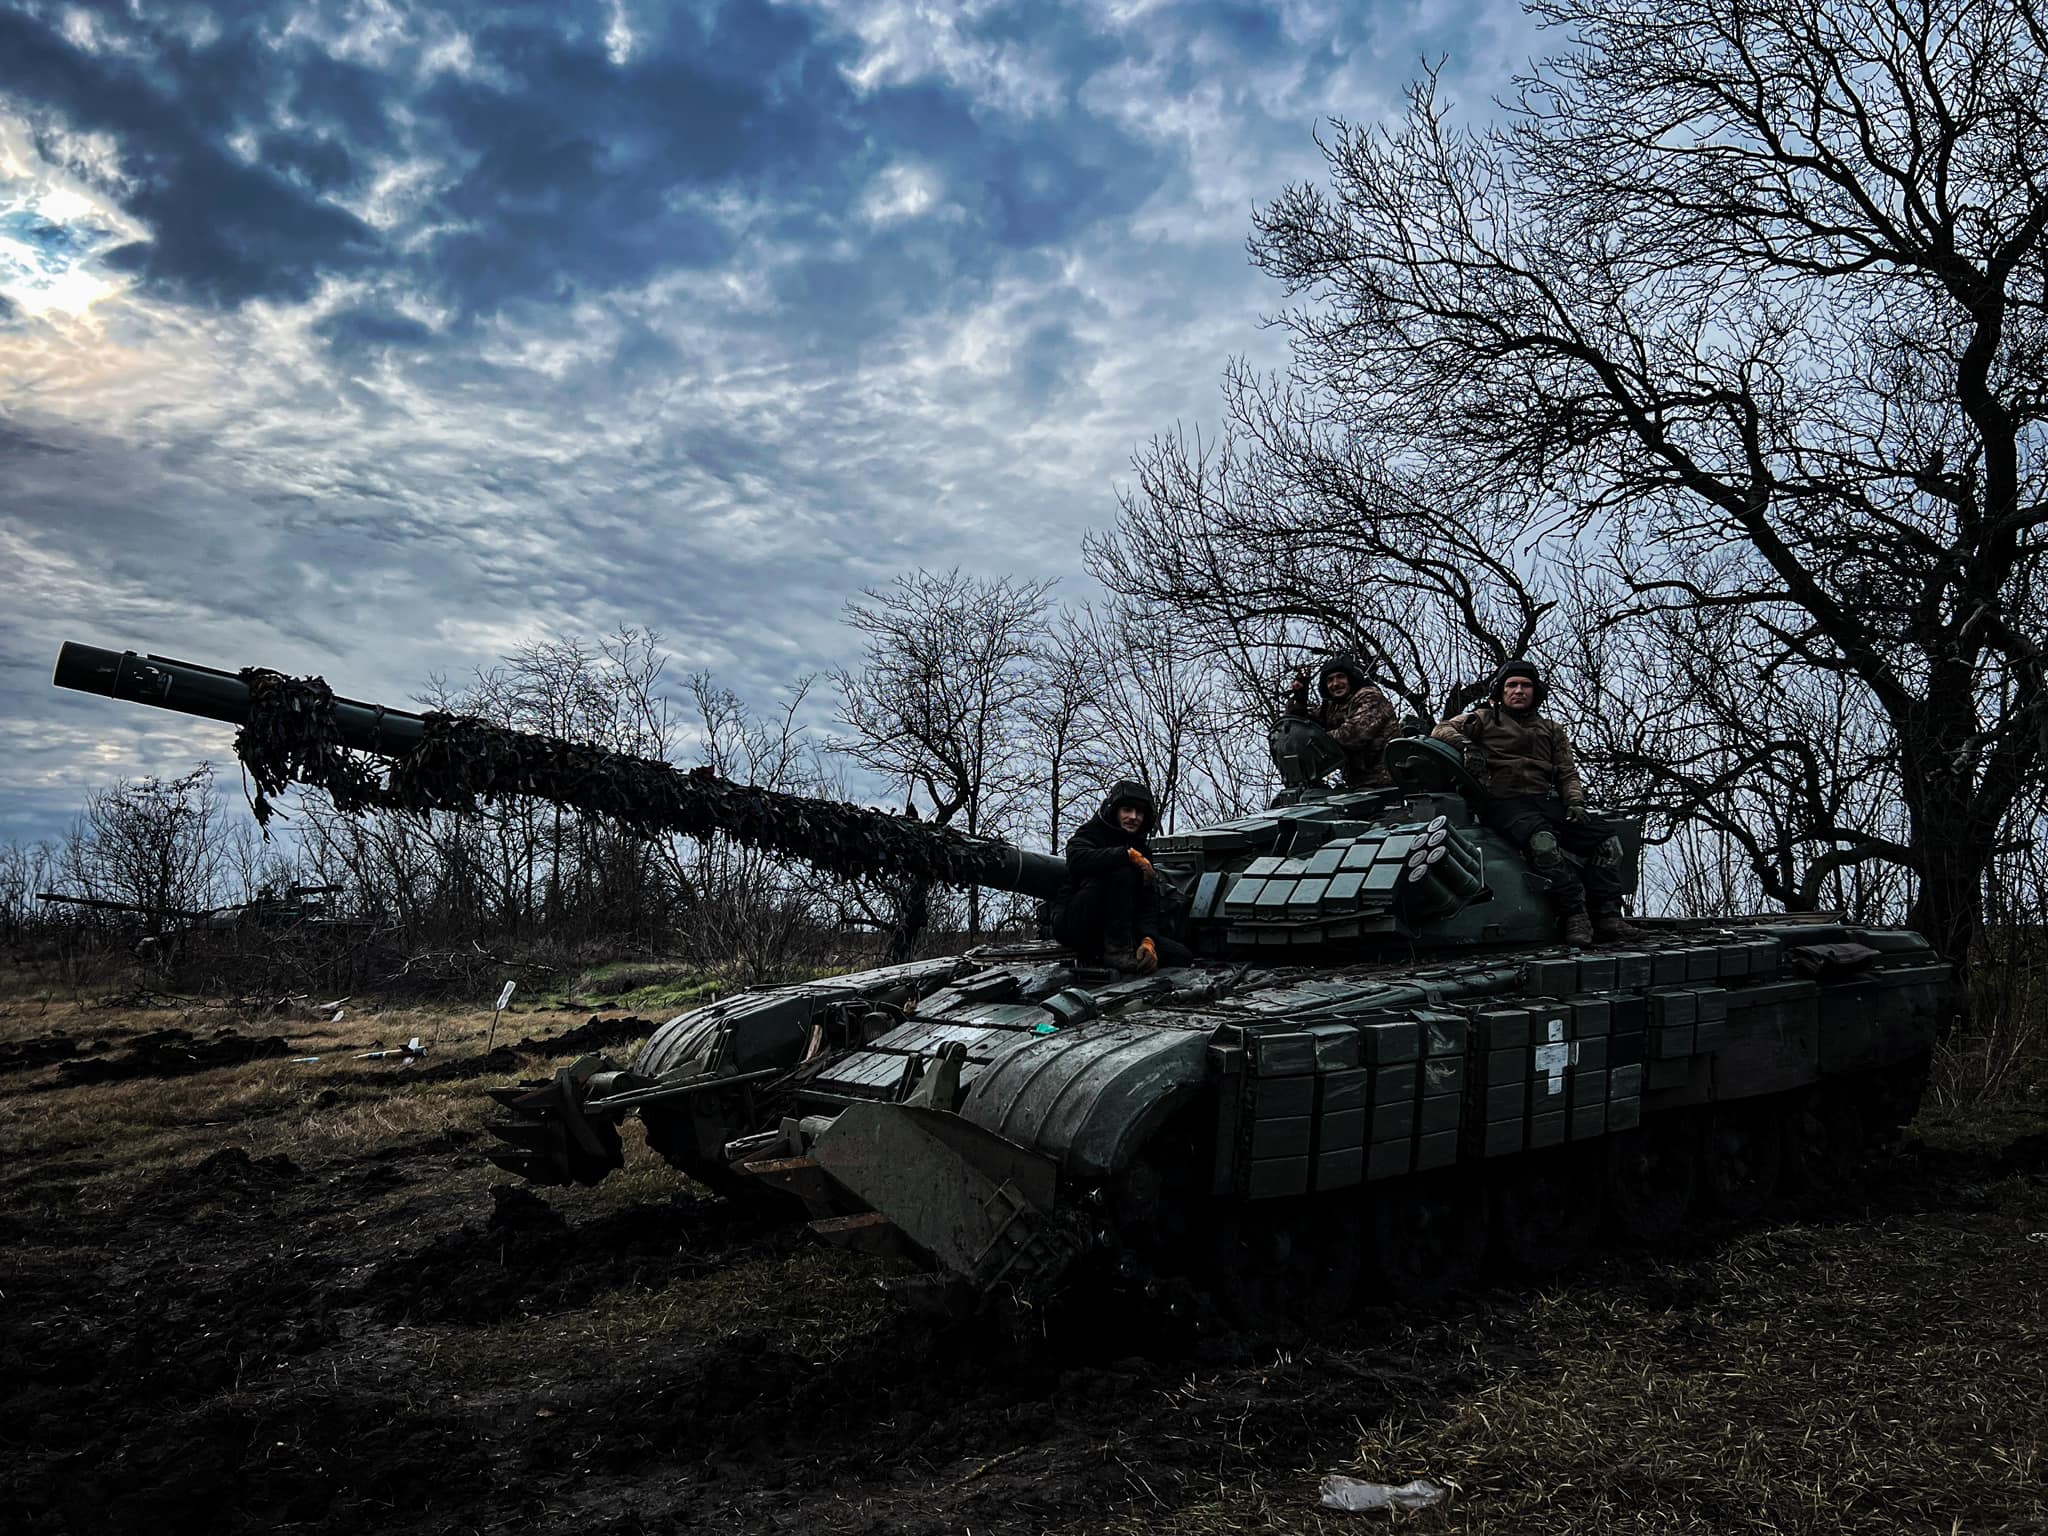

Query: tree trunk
1898;732;1989;963
885;876;932;963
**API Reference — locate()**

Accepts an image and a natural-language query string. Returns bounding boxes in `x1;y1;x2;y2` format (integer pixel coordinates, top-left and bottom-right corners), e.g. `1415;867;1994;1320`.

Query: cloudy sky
0;0;1536;844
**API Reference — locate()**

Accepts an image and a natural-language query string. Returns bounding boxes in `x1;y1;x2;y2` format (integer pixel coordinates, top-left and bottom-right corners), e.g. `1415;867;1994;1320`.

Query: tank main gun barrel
56;642;432;752
53;642;1067;900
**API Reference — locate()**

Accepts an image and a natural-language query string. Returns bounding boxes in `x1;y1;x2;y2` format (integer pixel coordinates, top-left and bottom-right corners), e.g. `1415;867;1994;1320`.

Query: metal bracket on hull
808;1101;1081;1291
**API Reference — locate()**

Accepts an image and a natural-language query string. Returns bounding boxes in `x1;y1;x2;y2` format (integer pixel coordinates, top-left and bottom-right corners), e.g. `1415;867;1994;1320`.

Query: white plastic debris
353;1037;428;1062
1318;1475;1449;1513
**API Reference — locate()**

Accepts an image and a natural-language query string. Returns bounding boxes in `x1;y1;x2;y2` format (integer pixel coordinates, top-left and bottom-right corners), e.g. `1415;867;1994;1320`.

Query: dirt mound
179;1146;302;1192
513;1013;658;1056
313;1018;653;1091
319;1045;525;1088
0;1033;100;1074
55;1028;294;1085
359;1188;786;1326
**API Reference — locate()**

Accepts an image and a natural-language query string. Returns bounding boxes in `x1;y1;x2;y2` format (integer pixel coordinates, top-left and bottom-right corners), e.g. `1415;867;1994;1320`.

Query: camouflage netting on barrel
236;669;389;819
232;668;1015;888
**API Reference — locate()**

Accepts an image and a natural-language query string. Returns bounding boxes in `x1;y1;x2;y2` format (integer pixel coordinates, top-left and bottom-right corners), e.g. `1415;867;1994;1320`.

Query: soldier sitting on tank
1431;660;1639;947
1051;780;1193;974
1284;654;1399;789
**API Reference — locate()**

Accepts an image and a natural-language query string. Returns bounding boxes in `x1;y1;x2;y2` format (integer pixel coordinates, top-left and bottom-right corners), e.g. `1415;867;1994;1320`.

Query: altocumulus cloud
0;0;1534;843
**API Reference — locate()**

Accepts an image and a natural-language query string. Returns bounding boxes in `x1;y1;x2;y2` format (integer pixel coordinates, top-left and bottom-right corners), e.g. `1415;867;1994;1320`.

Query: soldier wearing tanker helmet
1432;660;1638;946
1283;653;1399;789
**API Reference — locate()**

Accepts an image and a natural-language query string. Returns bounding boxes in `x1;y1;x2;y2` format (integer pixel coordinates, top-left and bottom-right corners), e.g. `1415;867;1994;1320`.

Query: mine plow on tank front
55;641;1957;1320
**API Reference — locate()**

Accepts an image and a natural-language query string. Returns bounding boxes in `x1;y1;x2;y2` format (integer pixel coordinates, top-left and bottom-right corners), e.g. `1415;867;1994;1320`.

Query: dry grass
577;1131;720;1210
0;996;631;1178
1074;1133;2048;1536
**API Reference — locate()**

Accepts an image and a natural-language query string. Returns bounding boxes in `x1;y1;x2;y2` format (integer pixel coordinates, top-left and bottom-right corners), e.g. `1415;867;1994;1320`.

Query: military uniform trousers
1482;796;1625;914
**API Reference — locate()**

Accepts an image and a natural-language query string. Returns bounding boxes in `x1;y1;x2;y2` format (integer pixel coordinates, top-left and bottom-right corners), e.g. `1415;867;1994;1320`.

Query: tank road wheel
1367;1170;1488;1305
1700;1100;1782;1220
1491;1146;1603;1278
640;1105;755;1201
1279;1195;1364;1329
1605;1116;1698;1245
1787;1084;1868;1203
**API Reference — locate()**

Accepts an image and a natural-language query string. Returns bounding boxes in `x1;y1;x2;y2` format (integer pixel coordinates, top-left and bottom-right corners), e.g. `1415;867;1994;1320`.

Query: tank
54;641;1952;1319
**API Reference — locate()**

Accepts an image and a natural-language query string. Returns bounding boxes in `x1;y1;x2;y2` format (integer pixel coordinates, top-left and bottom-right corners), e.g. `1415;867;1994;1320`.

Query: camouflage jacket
1286;680;1398;788
1431;705;1586;806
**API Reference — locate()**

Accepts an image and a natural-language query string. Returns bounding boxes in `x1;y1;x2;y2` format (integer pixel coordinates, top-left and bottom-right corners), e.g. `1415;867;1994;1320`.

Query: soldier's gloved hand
1461;748;1488;778
1133;937;1160;974
1565;803;1589;825
1126;848;1154;881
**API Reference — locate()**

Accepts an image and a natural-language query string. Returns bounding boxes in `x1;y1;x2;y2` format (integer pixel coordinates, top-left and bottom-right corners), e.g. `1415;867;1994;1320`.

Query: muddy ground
2;992;2043;1535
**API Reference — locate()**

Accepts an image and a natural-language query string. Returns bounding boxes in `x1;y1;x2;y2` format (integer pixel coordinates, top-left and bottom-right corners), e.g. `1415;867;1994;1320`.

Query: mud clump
487;1183;567;1233
319;1018;655;1091
513;1013;658;1056
362;1190;781;1326
0;1033;100;1074
55;1028;293;1084
319;1045;525;1088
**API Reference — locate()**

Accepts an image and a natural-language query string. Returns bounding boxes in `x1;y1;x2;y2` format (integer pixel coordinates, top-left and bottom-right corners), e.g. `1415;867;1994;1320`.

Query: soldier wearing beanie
1282;653;1399;789
1432;661;1637;946
1051;780;1193;974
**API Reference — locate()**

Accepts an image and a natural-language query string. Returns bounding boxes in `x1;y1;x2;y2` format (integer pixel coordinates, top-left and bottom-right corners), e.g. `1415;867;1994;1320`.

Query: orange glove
1134;937;1160;974
1127;848;1154;881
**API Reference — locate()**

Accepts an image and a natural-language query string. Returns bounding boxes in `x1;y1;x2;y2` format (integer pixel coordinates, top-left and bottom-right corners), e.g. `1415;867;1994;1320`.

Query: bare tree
832;569;1055;935
60;766;231;937
1020;609;1100;853
402;627;696;941
1557;561;1915;919
1052;599;1234;833
680;669;849;980
1241;0;2048;956
1087;395;1557;723
0;839;60;948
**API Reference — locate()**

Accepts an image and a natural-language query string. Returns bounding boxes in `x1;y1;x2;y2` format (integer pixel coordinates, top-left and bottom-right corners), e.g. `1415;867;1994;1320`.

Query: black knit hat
1317;654;1366;692
1102;779;1157;825
1489;659;1547;706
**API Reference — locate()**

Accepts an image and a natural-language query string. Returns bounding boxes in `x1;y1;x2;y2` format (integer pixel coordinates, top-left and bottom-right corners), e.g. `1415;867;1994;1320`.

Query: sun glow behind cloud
0;115;138;318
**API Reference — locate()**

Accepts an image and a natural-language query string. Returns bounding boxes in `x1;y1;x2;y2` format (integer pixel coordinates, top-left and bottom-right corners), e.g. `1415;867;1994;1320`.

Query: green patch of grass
554;959;730;1013
612;978;728;1012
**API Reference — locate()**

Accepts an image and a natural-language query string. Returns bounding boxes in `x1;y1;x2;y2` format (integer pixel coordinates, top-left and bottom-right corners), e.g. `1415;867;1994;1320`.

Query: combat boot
1592;906;1643;943
1562;908;1594;946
